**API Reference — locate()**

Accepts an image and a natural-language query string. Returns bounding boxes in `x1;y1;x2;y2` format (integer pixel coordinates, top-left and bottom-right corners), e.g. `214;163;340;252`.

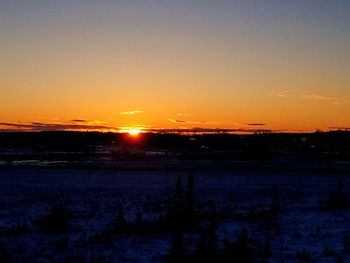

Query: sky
1;0;349;133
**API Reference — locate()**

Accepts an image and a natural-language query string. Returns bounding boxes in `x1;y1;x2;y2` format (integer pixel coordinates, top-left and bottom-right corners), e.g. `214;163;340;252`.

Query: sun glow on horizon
119;127;142;137
128;128;141;136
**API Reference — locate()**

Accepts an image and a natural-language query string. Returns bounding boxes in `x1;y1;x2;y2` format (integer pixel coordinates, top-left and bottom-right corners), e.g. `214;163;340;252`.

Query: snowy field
0;168;350;262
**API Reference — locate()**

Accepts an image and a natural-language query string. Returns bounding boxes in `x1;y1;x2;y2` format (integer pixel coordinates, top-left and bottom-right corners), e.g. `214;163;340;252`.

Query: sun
127;128;141;136
119;127;143;137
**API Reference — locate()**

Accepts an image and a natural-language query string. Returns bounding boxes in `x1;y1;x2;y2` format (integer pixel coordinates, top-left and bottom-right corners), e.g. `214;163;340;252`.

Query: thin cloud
276;94;295;98
71;119;87;123
329;127;350;130
167;118;217;124
0;121;116;132
87;120;108;125
301;94;335;101
176;113;189;117
231;122;267;127
246;123;266;126
0;123;29;129
135;124;151;128
276;93;336;101
120;110;144;115
167;118;187;123
148;127;278;134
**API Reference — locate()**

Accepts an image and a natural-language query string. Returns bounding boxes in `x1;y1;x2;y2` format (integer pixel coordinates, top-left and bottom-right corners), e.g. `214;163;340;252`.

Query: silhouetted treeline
1;131;350;162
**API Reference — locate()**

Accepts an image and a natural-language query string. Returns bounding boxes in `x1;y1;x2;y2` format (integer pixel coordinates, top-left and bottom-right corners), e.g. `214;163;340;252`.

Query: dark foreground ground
0;167;350;262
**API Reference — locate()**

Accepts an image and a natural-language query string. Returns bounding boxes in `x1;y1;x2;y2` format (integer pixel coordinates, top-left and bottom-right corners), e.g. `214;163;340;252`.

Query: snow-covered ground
0;168;349;262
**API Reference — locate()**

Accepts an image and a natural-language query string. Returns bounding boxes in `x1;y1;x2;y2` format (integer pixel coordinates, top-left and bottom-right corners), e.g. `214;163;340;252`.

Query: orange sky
1;1;349;133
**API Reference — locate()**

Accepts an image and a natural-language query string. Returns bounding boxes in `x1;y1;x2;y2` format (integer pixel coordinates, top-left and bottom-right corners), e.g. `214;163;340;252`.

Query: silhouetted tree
176;176;183;199
36;205;70;234
296;250;311;261
168;230;185;262
343;232;349;253
294;184;304;201
185;171;194;216
135;209;143;227
235;228;257;263
263;240;271;259
0;243;10;263
268;182;281;215
134;208;149;235
326;181;347;211
337;256;344;263
112;202;126;233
